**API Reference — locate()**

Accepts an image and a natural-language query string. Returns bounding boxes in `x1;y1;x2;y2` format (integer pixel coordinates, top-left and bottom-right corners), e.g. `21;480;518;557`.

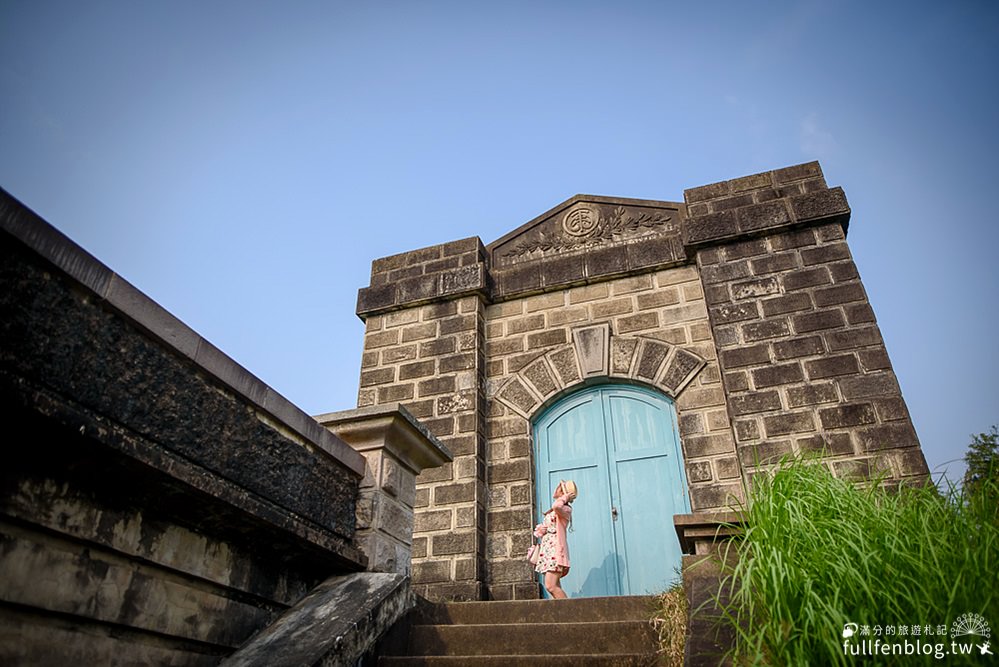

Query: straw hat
560;479;578;502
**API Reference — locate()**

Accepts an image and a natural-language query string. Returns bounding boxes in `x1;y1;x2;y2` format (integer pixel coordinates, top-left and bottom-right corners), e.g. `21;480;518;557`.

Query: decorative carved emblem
501;206;675;260
562;206;600;237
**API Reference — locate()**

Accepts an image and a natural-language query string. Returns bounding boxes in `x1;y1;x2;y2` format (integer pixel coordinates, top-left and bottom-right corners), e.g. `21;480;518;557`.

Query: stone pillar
354;239;490;599
318;404;452;575
674;512;745;665
682;162;928;484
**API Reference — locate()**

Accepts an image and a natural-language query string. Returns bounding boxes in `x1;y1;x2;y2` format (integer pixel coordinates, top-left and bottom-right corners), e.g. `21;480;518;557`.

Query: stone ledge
0;187;365;479
220;573;411;667
674;511;745;555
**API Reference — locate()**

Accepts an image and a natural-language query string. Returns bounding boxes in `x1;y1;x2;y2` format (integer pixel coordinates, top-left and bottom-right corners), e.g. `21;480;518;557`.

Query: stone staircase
376;596;664;666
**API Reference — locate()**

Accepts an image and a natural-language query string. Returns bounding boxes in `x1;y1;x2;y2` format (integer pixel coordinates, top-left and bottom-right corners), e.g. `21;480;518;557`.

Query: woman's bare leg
544;571;568;599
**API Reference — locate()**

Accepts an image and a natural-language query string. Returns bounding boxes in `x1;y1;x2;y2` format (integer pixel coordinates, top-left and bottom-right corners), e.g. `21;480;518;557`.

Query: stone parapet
0;188;369;663
317;404;453;575
682;161;850;250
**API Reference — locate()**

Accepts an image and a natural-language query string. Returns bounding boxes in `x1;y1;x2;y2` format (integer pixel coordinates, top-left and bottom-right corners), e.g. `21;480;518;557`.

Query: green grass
714;459;999;665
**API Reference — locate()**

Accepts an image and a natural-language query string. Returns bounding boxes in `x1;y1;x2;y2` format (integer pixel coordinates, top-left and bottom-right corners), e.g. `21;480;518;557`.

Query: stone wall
482;269;741;600
0;189;372;664
357;238;491;600
684;163;927;483
354;162;929;601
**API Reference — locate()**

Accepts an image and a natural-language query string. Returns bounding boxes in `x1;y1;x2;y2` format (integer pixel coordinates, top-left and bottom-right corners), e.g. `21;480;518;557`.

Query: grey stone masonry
683;162;927;483
354;160;929;601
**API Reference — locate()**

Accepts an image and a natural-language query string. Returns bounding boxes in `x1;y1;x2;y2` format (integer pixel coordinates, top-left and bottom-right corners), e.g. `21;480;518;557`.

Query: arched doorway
533;384;690;598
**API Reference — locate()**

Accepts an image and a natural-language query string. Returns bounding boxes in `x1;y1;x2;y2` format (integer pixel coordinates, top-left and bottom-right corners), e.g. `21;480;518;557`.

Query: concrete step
376;596;665;666
379;655;660;666
415;595;656;625
406;620;656;656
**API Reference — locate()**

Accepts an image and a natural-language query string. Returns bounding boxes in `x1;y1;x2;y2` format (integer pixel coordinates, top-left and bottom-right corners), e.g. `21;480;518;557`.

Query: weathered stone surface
221;573;410;667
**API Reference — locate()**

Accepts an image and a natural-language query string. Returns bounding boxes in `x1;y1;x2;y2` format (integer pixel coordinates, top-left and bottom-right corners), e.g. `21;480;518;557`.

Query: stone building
353;161;928;602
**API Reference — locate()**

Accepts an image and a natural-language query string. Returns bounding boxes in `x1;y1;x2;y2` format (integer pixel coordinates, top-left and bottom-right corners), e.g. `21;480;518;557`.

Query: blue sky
2;1;996;485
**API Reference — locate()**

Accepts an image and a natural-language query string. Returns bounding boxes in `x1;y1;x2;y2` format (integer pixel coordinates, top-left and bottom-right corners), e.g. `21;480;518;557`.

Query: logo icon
842;622;858;640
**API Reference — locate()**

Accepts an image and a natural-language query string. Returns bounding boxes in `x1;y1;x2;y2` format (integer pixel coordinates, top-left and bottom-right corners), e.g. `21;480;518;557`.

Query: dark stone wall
683;163;927;483
0;189;368;663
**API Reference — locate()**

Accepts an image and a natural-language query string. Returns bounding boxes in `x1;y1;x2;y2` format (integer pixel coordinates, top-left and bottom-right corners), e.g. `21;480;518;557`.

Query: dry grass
650;582;688;666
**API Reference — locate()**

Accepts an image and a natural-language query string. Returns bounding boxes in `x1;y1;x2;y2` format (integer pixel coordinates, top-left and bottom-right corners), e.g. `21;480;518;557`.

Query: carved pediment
488;195;684;269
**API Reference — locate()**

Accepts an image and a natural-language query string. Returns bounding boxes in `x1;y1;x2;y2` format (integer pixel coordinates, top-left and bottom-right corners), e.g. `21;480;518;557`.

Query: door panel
535;394;617;599
534;384;689;598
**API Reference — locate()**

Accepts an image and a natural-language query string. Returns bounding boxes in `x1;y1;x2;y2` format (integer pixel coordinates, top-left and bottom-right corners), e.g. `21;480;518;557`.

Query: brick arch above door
493;323;707;420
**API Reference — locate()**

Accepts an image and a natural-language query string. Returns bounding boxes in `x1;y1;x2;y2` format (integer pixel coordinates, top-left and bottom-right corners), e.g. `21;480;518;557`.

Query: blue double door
533;385;689;598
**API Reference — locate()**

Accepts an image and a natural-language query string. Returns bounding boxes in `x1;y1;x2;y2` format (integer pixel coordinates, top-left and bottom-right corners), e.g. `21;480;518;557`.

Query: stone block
548;347;581;385
527;329;567;350
414;510;452;533
771;228;817;251
742;318;791;342
627;235;683;270
787;187;850;224
683;434;735;458
523;359;558;397
378;384;415;403
689;461;713;482
796;432;854;456
488;508;532;532
433;482;476;505
418;376;456;397
431;531;476;556
734;420;760;442
711;192;754;211
845;304;876;325
793;308;846;333
739;440;793;466
786;382;839;407
751;362;804;389
724;239;769;260
690;483;743;511
857;423;920;451
360;368;396;387
617;312;659;334
413;561;452;584
700;259;751;285
813;283;866;307
782;267;830;291
737;200;791;233
729;391;782;416
774;161;822;184
710;302;760;324
732;277;782;305
440;314;477;335
724;371;749;392
838;372;899;400
819;403;878;430
806;354;860;379
859;349;892;371
761;293;812;317
763;412;815;437
636;339;671;381
573;324;610;377
773;335;825;360
585;245;625;278
399;360;436;380
489;460;531;484
685;209;739;245
750;252;798;275
720;344;770;369
801;242;852;267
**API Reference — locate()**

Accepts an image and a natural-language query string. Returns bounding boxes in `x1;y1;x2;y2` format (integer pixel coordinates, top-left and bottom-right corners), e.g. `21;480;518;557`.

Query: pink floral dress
534;500;571;576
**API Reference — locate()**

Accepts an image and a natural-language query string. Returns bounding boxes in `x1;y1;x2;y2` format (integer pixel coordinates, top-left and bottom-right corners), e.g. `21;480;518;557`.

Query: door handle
611;506;619;521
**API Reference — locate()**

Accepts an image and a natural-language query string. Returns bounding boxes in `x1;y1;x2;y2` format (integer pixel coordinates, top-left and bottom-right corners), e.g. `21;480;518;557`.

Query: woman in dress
533;479;578;599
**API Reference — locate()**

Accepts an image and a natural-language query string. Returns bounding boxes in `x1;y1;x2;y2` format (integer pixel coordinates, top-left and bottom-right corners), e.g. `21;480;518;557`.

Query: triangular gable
487;194;684;269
